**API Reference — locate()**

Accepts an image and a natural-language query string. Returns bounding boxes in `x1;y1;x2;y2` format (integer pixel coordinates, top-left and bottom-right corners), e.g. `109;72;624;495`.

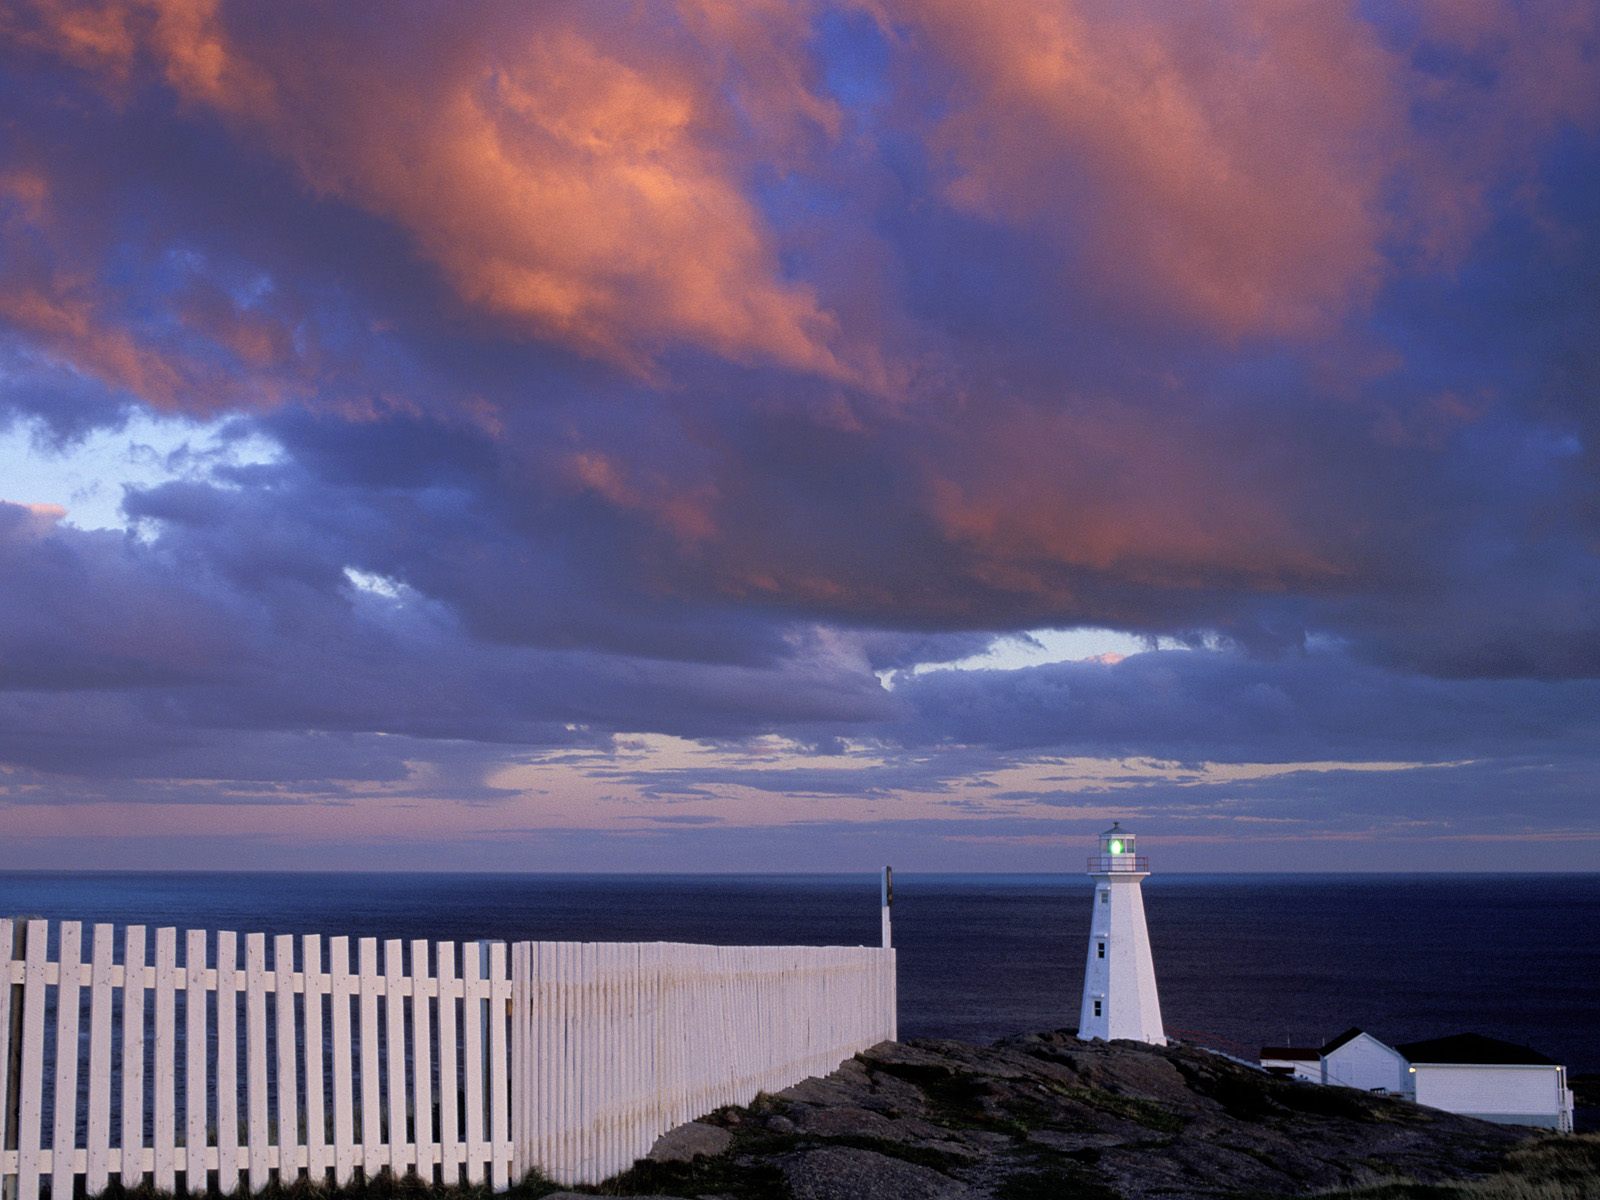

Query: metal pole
880;867;893;950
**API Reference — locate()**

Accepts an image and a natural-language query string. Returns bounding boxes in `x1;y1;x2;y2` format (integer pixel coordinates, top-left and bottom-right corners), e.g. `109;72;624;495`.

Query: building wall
1411;1064;1571;1130
1078;874;1164;1044
1261;1056;1320;1082
1321;1035;1406;1092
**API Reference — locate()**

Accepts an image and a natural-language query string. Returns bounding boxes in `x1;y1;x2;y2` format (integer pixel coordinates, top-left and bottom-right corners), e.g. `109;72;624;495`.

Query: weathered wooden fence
0;919;897;1197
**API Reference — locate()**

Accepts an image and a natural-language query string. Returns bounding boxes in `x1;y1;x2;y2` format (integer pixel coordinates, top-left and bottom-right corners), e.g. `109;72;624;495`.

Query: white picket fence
0;919;896;1197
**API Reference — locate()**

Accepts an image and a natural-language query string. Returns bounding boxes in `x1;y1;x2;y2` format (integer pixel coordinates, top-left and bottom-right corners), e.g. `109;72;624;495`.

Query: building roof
1396;1033;1557;1067
1260;1046;1319;1061
1319;1027;1370;1055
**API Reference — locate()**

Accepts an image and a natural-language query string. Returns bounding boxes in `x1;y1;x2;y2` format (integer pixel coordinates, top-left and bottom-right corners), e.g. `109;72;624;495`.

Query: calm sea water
3;872;1596;1074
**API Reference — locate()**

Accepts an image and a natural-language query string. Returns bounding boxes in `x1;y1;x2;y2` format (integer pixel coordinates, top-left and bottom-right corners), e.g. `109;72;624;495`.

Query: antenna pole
881;865;893;949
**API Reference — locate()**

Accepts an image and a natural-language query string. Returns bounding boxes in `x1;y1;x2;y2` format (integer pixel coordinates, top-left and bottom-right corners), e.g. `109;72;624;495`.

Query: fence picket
410;939;434;1183
384;939;408;1179
549;941;563;1185
16;920;47;1200
329;936;356;1187
585;941;596;1177
119;925;147;1190
489;941;509;1190
275;934;302;1185
152;927;178;1192
217;930;241;1196
303;933;328;1186
436;941;460;1187
594;943;608;1178
50;922;83;1200
0;921;10;1188
185;929;210;1192
510;941;527;1183
537;941;553;1181
245;931;271;1192
461;942;485;1186
357;938;382;1179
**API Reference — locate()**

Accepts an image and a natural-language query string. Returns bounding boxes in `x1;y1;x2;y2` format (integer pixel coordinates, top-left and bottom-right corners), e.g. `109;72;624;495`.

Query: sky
0;0;1597;873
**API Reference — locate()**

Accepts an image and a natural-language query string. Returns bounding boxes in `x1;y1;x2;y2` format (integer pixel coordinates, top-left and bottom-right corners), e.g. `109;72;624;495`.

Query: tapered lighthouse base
1078;825;1165;1045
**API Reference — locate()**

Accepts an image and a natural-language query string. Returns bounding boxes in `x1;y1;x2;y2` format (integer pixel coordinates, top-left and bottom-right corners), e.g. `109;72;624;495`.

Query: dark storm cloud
1;1;1598;860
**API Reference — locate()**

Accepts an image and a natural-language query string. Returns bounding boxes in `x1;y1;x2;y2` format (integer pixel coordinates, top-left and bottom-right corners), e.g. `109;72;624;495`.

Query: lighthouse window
1093;1000;1102;1017
1097;942;1105;959
1099;890;1109;905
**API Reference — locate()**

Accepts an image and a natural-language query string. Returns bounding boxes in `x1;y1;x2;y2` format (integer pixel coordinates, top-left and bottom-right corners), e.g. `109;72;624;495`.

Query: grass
995;1164;1121;1200
1303;1133;1600;1200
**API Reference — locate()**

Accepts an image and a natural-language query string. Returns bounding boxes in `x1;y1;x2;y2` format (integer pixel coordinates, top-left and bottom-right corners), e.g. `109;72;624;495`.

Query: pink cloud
11;0;880;385
870;0;1600;339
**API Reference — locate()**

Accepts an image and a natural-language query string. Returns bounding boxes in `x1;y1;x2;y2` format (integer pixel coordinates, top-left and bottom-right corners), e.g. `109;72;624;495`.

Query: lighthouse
1078;823;1165;1044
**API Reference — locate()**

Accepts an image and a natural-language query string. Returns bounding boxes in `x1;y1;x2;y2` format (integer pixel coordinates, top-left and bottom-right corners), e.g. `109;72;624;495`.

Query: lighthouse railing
1086;854;1149;872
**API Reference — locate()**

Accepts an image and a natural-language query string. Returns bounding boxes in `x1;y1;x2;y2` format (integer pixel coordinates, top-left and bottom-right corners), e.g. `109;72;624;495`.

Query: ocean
2;871;1596;1075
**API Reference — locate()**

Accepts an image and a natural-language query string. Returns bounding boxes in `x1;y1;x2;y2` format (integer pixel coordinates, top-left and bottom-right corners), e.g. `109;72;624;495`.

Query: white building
1078;823;1165;1044
1398;1034;1575;1132
1259;1045;1320;1082
1319;1028;1408;1093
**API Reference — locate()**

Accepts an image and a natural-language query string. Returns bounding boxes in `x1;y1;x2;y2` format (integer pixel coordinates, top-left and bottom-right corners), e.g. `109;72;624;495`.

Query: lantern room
1089;822;1147;872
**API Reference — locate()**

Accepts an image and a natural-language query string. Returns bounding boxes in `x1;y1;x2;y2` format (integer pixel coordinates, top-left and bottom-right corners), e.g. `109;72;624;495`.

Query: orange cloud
563;449;719;545
0;165;306;413
870;0;1600;341
12;0;873;385
872;0;1406;338
918;402;1349;599
0;168;182;403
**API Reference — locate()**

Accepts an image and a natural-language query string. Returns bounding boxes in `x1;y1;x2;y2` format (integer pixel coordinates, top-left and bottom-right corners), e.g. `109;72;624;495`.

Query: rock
646;1119;734;1163
572;1030;1535;1200
791;1103;900;1140
782;1145;969;1200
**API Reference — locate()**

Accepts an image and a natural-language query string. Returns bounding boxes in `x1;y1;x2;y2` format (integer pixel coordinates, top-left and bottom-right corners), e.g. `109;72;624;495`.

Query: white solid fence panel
1;917;894;1195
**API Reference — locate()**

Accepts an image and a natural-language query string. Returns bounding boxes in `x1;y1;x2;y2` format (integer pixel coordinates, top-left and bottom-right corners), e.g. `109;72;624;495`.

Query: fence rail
0;919;895;1196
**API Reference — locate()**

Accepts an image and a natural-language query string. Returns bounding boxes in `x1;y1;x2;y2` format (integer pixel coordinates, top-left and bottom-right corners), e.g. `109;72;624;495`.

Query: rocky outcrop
647;1122;735;1164
534;1030;1544;1199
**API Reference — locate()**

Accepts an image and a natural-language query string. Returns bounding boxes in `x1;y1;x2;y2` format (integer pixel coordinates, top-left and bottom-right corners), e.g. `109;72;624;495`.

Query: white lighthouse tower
1077;823;1165;1044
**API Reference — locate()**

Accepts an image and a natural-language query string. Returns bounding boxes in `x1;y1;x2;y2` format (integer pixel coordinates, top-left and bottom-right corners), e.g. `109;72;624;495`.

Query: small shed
1397;1033;1574;1132
1259;1046;1320;1082
1319;1028;1407;1094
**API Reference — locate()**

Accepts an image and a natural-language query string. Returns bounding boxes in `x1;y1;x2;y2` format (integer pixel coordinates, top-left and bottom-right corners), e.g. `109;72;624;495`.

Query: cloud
1;1;1599;865
7;0;886;384
889;647;1600;764
870;0;1600;338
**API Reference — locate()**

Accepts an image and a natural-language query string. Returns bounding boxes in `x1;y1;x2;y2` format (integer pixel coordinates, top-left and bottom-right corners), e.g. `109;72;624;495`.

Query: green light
1109;839;1125;855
